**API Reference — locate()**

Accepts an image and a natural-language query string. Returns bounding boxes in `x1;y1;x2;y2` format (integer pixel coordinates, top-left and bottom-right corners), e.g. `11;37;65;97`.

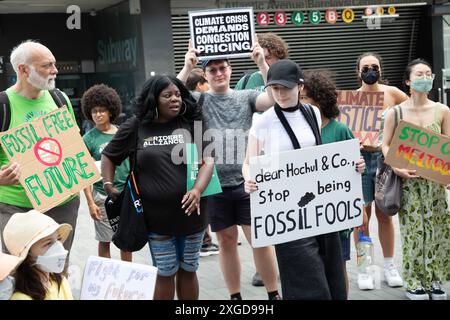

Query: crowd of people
0;32;448;301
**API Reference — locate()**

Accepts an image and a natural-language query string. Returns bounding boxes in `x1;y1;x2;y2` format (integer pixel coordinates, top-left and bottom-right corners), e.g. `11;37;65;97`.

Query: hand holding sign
392;167;419;179
0;162;21;185
251;34;266;68
185;39;200;70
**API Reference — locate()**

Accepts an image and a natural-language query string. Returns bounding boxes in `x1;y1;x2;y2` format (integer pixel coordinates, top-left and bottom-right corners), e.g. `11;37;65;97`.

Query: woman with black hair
382;59;449;300
101;75;214;300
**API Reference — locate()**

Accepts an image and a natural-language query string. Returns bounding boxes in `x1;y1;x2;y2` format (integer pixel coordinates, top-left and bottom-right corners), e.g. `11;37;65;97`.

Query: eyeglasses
361;65;380;73
415;73;435;80
206;65;229;75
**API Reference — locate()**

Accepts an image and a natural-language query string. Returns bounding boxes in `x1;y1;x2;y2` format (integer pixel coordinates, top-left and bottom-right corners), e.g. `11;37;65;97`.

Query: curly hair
81;84;122;122
303;70;340;119
134;75;201;122
355;52;388;85
258;32;289;60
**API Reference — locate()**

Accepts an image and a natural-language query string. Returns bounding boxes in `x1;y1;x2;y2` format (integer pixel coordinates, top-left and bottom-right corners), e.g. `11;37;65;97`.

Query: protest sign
189;7;255;60
337;90;385;148
249;139;363;248
80;256;157;300
385;120;450;185
0;107;101;212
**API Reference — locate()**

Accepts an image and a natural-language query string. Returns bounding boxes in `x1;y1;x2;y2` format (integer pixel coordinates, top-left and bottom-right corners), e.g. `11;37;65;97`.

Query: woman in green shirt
81;84;132;262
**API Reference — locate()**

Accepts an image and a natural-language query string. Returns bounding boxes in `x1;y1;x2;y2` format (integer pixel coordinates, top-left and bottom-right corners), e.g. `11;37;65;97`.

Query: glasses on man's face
206;65;229;75
415;73;435;80
361;65;380;73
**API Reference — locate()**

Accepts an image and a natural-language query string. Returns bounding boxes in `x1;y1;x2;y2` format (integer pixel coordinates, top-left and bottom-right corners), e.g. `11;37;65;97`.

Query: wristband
103;181;113;188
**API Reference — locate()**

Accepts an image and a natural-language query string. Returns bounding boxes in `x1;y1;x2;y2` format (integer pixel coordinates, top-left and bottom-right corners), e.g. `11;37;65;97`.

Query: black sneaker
252;272;264;287
429;281;447;300
200;243;219;257
406;286;429;300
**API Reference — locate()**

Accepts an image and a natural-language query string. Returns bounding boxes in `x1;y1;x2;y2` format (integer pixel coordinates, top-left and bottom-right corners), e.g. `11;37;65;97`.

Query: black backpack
0;89;68;132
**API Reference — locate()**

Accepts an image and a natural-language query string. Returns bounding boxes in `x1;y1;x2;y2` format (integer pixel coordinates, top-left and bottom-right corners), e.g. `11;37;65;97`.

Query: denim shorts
361;150;382;205
148;230;204;277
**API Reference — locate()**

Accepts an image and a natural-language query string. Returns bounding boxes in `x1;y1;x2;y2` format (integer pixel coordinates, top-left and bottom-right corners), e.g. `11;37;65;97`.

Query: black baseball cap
265;59;304;89
201;58;229;70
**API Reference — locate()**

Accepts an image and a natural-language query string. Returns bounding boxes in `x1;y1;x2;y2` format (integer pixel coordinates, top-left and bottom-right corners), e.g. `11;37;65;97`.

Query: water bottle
356;231;374;274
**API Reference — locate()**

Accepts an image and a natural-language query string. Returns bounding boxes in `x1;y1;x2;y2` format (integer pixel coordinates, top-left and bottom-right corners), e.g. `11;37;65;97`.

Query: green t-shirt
83;127;129;195
321;118;355;239
321;118;354;144
0;88;78;208
234;71;266;92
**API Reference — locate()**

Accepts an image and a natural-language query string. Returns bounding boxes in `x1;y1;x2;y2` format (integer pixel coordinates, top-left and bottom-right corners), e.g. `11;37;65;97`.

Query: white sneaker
430;281;447;300
384;264;403;287
358;273;374;290
406;286;429;300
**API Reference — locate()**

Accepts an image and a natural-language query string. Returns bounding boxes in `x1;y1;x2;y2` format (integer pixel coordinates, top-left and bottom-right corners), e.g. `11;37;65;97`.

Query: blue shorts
340;236;351;261
361;150;382;205
148;231;204;277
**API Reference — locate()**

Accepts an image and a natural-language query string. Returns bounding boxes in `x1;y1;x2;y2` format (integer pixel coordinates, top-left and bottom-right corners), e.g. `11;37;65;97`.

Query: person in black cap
243;59;365;300
177;39;280;300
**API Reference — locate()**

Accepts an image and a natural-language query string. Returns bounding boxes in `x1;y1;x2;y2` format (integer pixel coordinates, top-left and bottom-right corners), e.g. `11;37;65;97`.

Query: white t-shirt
249;105;322;155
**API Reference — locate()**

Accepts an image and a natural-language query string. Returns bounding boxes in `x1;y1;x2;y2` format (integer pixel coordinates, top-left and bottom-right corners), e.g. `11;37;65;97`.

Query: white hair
10;40;44;74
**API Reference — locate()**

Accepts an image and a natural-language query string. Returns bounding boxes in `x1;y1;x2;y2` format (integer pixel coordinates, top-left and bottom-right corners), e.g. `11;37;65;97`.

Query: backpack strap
242;74;251;89
299;103;322;146
0;91;11;132
197;92;205;108
49;88;68;108
274;105;301;149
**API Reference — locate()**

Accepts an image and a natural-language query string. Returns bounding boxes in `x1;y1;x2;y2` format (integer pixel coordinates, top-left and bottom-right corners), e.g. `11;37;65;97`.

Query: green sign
292;11;305;25
309;10;322;24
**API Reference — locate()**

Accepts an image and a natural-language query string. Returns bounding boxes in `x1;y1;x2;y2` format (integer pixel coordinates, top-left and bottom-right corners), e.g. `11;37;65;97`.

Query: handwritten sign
189;7;255;60
0;107;101;212
249;139;363;248
337;90;385;148
385;120;450;185
80;256;157;300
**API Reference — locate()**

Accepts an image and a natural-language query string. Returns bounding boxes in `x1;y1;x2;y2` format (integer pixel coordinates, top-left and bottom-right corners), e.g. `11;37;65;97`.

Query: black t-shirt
102;116;208;236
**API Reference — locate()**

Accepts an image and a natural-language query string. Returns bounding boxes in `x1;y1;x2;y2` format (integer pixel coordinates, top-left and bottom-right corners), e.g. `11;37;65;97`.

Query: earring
154;107;159;120
179;101;187;116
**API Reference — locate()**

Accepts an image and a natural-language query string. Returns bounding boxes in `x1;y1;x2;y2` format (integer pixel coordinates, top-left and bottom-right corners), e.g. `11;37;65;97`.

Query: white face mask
34;241;68;274
0;276;15;300
27;65;56;90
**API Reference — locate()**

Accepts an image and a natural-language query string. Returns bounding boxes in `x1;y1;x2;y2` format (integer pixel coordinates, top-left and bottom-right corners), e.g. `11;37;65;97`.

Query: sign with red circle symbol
34;137;63;166
257;12;270;26
274;11;287;26
325;9;338;24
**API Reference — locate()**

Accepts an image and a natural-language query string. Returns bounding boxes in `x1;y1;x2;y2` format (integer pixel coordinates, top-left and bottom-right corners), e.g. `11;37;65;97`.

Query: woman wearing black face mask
354;52;408;291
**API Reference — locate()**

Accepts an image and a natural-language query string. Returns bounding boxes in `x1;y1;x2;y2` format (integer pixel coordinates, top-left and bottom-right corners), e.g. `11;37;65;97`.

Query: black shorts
207;183;251;232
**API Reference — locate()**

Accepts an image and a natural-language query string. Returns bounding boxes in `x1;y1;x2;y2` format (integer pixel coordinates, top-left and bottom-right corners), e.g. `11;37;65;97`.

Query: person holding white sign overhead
243;59;365;300
382;58;450;300
177;38;280;300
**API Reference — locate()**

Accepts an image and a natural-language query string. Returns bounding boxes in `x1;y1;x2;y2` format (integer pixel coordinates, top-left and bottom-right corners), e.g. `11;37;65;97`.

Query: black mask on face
361;69;380;85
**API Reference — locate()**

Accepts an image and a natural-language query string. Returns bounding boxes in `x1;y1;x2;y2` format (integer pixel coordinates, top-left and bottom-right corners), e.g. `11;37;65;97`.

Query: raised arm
177;39;200;83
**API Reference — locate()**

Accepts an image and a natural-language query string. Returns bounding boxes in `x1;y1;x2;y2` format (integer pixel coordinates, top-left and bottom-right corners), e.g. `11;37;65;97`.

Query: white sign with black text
80;256;157;300
189;7;255;60
250;139;363;248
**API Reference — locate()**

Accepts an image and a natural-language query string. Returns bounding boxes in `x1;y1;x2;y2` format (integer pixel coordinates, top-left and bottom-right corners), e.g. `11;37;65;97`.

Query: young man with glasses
177;40;281;300
355;52;408;290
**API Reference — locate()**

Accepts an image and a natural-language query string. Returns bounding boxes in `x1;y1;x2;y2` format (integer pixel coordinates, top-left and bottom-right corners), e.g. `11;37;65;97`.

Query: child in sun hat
3;210;73;300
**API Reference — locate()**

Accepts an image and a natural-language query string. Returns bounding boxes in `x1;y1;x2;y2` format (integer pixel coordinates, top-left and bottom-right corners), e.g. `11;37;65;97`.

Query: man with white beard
0;40;80;274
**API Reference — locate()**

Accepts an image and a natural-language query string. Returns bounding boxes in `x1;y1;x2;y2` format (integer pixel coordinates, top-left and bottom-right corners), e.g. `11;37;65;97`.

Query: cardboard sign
249;139;363;248
337;90;385;148
0;107;101;212
80;256;157;300
385;120;450;185
189;7;255;60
